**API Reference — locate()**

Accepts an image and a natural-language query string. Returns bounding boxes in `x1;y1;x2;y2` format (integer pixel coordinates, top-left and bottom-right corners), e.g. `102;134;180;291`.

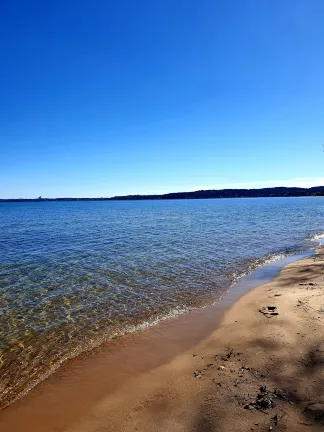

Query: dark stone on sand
259;306;279;317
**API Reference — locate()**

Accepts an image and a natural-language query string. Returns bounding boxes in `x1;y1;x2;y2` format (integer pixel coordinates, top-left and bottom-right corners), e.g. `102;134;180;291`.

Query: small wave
306;231;324;241
110;305;189;337
229;248;306;284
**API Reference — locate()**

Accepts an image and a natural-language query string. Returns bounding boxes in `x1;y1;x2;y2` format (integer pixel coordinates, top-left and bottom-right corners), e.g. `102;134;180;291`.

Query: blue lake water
1;197;324;407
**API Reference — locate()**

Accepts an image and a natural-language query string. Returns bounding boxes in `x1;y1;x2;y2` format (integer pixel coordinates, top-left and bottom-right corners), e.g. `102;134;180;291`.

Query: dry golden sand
1;247;324;431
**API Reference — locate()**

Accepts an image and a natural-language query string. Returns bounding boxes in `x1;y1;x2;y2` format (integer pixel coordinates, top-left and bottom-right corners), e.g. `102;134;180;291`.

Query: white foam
307;232;324;241
110;305;189;338
231;250;296;283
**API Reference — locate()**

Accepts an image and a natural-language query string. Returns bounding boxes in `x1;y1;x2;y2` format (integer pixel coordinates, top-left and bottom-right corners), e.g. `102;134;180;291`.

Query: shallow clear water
0;197;324;407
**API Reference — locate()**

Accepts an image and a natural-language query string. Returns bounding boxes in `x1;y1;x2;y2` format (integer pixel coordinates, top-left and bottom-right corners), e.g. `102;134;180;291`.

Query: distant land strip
2;186;324;202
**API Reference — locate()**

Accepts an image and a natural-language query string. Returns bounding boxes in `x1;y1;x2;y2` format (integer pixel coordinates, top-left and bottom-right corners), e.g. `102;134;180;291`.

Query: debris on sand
193;369;202;378
244;386;275;411
299;282;317;286
216;348;234;362
259;306;279;318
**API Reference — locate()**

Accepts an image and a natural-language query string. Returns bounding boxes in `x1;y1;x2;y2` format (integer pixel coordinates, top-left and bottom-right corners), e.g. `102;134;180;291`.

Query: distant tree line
1;186;324;202
110;186;324;200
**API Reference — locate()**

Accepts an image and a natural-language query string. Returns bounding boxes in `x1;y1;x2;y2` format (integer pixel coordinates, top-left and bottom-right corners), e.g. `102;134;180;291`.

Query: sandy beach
1;247;324;431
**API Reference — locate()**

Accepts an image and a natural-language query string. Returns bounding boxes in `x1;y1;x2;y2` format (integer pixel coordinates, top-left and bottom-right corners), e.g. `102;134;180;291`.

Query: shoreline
1;247;324;430
0;245;315;411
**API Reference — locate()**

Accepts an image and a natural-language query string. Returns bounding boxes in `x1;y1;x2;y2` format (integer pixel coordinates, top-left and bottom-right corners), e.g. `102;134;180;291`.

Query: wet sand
1;247;324;431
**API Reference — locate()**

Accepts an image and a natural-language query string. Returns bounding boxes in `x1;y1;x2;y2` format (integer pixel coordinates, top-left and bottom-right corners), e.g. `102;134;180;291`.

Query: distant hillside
109;186;324;200
2;186;324;202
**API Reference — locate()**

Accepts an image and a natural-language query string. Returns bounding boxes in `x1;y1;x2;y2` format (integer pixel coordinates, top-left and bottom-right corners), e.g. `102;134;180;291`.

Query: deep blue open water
1;197;324;407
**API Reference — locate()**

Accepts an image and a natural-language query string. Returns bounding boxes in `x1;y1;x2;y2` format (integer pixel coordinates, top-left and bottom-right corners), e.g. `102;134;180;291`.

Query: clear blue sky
1;0;324;198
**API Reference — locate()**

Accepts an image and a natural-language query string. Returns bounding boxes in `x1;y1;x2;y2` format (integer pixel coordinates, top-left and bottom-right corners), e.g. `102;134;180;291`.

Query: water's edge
3;236;323;411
